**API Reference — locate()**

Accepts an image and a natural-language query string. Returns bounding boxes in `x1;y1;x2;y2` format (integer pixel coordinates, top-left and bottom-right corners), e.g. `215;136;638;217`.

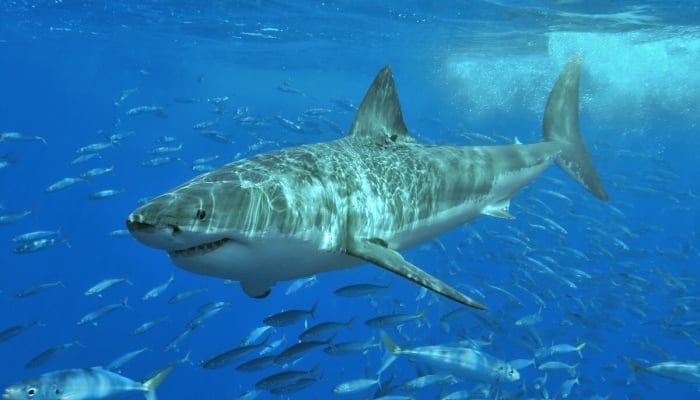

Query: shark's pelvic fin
348;66;413;145
543;53;608;200
241;281;272;299
345;238;487;310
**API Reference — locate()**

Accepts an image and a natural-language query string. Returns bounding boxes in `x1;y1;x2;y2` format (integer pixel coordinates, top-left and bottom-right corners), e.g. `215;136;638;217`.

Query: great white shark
126;54;607;310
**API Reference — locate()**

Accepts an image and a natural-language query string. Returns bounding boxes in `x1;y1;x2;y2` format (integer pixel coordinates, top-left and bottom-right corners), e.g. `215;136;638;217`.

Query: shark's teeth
170;238;230;256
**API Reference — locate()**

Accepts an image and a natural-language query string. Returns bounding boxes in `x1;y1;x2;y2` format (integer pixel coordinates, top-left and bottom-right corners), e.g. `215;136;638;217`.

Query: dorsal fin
348;66;412;144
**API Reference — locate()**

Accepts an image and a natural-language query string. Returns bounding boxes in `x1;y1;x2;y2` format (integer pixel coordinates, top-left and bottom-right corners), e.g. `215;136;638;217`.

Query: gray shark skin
126;54;607;310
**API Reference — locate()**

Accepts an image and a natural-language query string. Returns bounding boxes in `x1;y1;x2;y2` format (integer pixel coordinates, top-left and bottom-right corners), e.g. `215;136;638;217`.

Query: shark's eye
26;387;36;397
196;209;207;220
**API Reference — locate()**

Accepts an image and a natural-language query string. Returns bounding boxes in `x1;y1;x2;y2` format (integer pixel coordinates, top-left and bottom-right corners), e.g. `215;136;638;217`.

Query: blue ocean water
1;1;699;399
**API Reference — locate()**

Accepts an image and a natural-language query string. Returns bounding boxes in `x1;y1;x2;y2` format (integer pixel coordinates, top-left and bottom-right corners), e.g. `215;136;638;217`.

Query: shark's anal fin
346;238;487;310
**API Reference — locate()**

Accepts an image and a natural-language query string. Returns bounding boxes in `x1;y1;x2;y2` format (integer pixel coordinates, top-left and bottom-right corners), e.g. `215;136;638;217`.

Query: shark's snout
126;213;183;250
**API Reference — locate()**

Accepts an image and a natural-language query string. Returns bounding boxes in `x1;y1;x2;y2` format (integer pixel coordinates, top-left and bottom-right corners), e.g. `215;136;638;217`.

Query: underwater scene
1;1;699;399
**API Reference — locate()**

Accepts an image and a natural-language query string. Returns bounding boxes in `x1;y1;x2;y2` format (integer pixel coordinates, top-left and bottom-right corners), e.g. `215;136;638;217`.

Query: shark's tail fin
543;53;608;201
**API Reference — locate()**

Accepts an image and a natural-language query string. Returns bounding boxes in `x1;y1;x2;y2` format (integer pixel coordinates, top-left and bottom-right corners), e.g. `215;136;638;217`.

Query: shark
126;54;607;310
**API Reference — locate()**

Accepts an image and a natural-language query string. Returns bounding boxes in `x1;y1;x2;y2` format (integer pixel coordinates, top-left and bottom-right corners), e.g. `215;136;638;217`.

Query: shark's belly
169;230;361;283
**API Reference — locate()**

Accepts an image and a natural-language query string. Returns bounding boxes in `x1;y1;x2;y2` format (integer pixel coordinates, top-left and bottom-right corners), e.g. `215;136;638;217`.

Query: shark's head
126;179;253;276
125;172;341;299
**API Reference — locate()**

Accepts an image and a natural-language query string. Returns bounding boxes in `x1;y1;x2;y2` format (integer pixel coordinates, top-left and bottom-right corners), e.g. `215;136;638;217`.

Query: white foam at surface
445;28;700;124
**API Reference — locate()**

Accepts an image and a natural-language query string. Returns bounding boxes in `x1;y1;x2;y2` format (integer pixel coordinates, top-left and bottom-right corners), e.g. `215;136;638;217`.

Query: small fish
109;229;131;238
15;280;63;298
163;326;197;353
255;364;319;390
125;105;167;118
112;88;138;107
80;165;115;179
276;115;302;132
141;156;181;167
130;315;169;336
284;276;318;295
45;177;84;192
298;318;354;342
70;153;102;165
236;355;277;372
537;361;580;372
206;96;229;104
380;331;519;383
192;119;219;130
167;287;208;304
0;320;42;343
88;188;126;200
24;339;81;369
263;301;318;327
76;297;129;326
2;366;172;400
332;377;380;394
12;228;62;243
14;237;70;254
148;144;182;155
560;376;580;398
192;154;220;165
198;130;235;144
142;273;174;301
106;346;150;371
241;325;273;346
0;132;47;144
515;308;543;326
365;308;429;328
187;301;232;328
155;135;178;143
624;357;700;384
334;283;390;297
0;207;34;225
75;142;113;154
200;336;270;369
323;339;380;356
273;338;331;365
85;274;132;296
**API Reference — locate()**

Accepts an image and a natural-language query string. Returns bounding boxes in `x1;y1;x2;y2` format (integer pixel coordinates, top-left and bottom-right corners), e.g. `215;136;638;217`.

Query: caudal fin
543;53;608;201
142;366;173;400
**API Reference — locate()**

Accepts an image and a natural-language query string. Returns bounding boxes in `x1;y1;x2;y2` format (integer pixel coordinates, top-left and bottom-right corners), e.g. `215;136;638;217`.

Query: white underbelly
169;233;361;283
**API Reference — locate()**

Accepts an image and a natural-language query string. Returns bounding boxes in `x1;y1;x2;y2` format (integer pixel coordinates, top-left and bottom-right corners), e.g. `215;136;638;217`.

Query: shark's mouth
169;237;232;257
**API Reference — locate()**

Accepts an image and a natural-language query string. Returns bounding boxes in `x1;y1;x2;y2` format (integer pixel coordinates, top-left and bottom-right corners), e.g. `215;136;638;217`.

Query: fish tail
576;342;587;358
142;366;174;400
542;52;608;201
377;331;400;376
309;300;319;319
379;330;400;353
623;356;643;373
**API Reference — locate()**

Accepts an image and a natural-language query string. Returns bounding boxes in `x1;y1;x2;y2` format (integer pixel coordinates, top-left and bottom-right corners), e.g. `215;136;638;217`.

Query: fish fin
543;53;607;200
348;66;412;144
378;331;399;376
623;356;643;373
309;300;319;319
142;366;174;400
379;331;401;353
482;200;514;219
345;238;487;310
241;281;272;299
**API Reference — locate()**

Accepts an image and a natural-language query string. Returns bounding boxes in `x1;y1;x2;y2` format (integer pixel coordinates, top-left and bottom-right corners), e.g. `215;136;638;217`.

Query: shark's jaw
126;218;360;297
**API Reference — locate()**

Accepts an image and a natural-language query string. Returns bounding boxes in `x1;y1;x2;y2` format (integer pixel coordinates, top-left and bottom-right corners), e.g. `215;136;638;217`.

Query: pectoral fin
346;238;487;310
